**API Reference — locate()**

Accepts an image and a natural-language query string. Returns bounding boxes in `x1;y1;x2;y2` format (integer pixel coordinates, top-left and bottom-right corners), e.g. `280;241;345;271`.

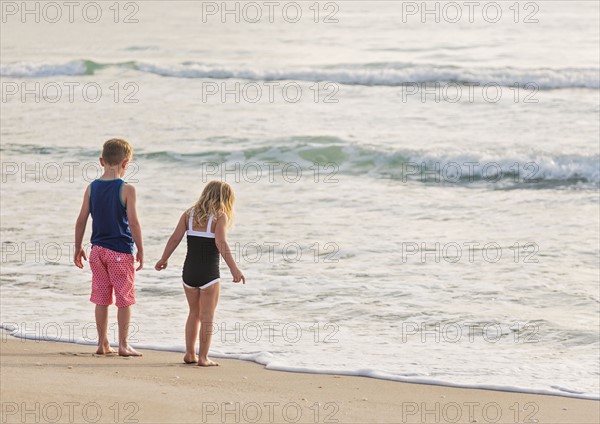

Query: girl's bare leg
95;305;115;354
198;282;220;366
117;306;142;357
183;286;201;363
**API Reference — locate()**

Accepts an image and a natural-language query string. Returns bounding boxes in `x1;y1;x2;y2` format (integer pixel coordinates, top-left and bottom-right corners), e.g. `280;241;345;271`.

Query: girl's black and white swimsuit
182;211;220;289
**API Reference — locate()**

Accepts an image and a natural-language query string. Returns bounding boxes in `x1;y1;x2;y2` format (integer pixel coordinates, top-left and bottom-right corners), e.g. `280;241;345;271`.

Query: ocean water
1;1;599;399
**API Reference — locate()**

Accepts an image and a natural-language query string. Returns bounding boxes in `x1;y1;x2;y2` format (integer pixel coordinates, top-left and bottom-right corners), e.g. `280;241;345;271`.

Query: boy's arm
155;213;188;270
214;214;245;284
122;184;144;271
74;185;90;268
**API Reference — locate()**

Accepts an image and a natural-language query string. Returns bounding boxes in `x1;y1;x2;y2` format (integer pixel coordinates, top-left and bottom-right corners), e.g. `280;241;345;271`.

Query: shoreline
2;326;597;402
1;335;598;424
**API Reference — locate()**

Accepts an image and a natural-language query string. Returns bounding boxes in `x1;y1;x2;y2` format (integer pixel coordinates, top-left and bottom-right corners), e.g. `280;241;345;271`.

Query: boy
74;138;143;357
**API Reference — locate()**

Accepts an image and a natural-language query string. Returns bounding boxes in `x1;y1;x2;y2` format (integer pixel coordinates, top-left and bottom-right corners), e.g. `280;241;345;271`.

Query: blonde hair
189;180;235;229
102;138;133;165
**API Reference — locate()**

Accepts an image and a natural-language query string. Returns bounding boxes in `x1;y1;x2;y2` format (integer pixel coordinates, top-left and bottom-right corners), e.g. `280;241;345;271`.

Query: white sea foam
0;60;87;78
2;325;597;400
1;60;598;89
137;144;600;185
137;61;600;89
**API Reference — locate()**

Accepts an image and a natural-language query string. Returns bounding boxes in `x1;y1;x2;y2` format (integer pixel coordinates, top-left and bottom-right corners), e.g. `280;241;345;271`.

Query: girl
155;180;245;366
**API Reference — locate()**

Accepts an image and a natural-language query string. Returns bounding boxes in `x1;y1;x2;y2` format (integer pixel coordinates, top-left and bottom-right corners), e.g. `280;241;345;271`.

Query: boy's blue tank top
90;179;134;254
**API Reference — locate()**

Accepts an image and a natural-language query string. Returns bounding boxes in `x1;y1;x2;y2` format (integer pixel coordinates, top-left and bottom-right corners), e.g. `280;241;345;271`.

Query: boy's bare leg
183;286;201;363
117;306;142;357
198;282;220;366
95;305;116;354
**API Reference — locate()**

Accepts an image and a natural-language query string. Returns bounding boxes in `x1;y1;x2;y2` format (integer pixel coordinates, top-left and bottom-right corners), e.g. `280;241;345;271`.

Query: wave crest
1;59;598;89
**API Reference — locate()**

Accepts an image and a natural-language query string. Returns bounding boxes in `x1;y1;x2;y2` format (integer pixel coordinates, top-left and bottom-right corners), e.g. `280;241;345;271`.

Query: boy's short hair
102;138;133;165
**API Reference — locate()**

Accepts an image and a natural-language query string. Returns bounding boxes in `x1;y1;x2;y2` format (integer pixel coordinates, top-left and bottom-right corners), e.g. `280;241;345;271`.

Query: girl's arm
214;214;245;284
74;185;90;268
155;212;188;271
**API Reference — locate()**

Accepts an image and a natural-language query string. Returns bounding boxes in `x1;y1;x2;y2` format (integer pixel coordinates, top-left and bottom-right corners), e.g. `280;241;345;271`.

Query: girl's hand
155;258;168;271
232;267;245;284
74;247;87;269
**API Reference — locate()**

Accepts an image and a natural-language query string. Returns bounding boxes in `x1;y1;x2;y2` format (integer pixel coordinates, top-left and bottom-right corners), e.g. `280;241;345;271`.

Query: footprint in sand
59;352;95;357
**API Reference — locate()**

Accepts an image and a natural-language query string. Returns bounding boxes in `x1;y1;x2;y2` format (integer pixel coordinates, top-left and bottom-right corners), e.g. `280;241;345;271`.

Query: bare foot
198;357;219;367
96;345;116;355
183;353;198;364
118;345;142;357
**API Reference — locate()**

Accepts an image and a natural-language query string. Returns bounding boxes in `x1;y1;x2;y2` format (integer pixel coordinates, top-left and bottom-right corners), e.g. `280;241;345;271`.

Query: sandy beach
1;335;597;424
